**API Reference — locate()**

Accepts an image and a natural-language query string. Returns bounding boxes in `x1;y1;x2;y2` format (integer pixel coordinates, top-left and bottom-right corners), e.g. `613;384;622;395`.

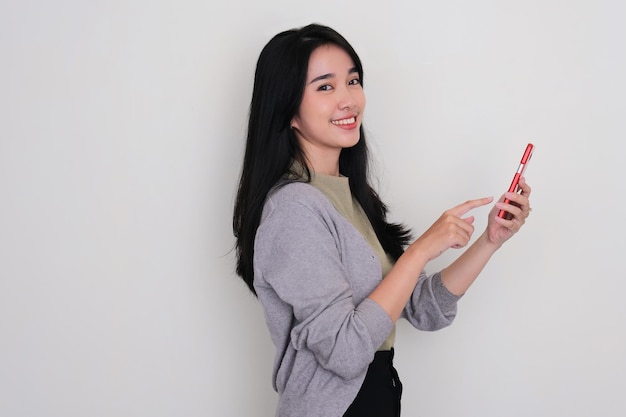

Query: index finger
449;197;494;216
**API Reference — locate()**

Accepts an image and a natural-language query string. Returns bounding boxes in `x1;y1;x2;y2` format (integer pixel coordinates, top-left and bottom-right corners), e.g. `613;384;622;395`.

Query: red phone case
498;143;534;219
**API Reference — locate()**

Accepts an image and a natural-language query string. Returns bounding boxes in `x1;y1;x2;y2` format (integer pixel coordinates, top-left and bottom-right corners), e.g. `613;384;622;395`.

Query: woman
233;23;531;417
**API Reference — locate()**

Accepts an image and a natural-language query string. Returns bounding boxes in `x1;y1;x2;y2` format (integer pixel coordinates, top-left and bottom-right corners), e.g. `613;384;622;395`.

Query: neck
303;150;341;177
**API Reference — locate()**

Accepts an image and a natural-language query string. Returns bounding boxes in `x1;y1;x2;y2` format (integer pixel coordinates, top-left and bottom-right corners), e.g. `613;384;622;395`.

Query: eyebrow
308;66;359;85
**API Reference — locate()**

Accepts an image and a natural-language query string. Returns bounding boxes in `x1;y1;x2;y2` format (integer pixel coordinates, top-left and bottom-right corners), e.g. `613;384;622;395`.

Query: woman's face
291;44;366;172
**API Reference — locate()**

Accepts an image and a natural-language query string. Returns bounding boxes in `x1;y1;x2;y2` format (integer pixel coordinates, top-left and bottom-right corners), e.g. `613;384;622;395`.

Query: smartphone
498;143;534;220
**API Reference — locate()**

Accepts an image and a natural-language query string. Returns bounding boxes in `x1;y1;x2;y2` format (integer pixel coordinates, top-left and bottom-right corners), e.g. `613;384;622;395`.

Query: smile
331;116;357;126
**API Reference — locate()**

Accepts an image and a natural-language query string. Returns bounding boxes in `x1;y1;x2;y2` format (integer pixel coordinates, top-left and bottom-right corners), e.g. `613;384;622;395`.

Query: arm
440;231;500;295
254;190;394;380
369;197;493;321
442;177;533;295
401;270;461;330
370;178;532;317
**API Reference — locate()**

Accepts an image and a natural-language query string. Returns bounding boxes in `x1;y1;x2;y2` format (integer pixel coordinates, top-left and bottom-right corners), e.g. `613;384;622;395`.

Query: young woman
233;23;532;417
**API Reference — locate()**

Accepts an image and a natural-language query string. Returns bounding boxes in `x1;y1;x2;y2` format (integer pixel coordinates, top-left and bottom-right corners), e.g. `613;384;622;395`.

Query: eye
317;84;333;91
348;78;361;86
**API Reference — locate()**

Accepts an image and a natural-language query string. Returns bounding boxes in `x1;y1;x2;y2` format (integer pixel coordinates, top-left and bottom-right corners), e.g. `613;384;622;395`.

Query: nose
337;84;356;111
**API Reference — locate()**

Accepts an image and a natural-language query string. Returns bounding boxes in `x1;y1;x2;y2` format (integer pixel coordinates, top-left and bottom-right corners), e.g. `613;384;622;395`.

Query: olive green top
310;171;396;350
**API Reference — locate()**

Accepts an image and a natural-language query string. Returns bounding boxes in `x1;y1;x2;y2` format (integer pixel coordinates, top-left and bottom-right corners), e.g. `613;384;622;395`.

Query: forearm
440;231;501;296
368;244;429;322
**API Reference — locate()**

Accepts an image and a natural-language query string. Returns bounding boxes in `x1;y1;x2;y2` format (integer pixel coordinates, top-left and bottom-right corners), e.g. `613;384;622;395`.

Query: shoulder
269;181;322;201
255;182;341;264
257;181;342;241
264;181;332;215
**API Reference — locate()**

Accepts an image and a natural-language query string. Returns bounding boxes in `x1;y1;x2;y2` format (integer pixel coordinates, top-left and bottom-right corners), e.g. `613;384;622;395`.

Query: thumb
463;216;475;225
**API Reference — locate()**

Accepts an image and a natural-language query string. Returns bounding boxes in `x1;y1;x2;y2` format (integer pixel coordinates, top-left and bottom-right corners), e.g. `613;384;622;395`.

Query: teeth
331;117;356;126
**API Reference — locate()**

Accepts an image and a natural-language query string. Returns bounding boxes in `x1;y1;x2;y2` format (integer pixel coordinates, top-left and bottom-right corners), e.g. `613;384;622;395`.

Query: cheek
291;102;311;130
358;91;366;109
302;102;331;124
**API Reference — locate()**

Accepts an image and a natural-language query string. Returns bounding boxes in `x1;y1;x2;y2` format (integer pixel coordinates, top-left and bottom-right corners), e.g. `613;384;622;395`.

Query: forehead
306;44;356;78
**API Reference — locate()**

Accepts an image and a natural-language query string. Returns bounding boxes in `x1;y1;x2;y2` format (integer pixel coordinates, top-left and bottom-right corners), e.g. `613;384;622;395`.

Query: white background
1;1;624;416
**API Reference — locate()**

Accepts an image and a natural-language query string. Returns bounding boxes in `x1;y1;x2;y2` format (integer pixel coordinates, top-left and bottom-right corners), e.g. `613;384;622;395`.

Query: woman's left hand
487;177;532;246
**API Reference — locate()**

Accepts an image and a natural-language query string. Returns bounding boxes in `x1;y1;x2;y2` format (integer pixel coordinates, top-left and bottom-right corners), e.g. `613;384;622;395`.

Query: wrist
405;239;431;264
477;230;502;252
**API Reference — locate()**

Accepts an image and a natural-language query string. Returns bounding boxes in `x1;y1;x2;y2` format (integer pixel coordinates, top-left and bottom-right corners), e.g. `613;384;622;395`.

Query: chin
344;135;361;149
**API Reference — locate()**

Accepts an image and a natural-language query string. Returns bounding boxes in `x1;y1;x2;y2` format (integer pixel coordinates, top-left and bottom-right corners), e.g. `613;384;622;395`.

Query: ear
290;115;300;131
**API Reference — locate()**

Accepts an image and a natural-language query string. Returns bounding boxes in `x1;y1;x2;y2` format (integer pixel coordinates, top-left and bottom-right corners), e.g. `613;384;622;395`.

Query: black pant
343;349;403;417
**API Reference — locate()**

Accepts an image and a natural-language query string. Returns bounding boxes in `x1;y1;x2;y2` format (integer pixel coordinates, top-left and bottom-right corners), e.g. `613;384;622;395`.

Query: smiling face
291;44;366;175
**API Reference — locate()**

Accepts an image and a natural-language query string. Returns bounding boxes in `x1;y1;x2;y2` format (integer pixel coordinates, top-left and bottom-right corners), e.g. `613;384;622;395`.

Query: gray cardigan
253;181;461;417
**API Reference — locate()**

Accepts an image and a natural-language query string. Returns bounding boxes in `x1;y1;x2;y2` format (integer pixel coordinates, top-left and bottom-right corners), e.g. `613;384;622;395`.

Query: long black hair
233;23;412;295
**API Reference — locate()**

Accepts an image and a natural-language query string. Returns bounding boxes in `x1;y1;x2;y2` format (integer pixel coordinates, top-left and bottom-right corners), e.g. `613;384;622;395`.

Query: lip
331;114;359;129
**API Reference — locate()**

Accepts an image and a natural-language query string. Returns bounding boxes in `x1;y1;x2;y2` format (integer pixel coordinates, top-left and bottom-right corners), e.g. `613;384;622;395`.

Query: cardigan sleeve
401;270;462;330
254;193;394;380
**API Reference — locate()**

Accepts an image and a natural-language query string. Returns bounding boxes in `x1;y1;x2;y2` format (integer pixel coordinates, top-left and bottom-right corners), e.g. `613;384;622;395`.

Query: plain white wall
1;1;624;416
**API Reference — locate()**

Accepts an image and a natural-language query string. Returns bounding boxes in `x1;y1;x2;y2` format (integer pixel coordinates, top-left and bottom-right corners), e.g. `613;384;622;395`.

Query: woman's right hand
409;197;494;261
